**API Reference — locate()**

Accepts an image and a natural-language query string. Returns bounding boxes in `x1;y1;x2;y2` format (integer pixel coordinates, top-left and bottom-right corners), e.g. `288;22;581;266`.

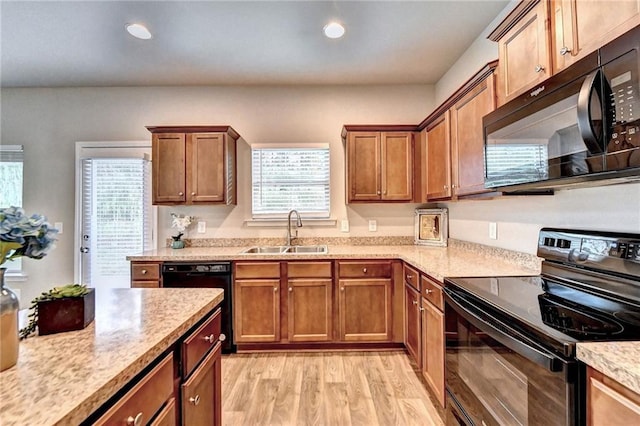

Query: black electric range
444;228;640;426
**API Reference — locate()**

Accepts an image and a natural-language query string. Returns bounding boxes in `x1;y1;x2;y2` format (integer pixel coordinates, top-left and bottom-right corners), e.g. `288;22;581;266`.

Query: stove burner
613;311;640;327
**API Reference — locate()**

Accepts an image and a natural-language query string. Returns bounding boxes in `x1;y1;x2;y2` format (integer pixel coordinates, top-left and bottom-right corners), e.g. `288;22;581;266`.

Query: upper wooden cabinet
450;71;497;197
492;0;551;105
552;0;640;72
425;112;452;201
417;62;498;202
147;126;239;205
343;126;415;203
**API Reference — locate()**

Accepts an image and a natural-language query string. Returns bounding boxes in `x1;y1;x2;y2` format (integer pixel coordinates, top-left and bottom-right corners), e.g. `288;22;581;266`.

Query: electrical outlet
368;219;377;232
197;221;206;233
54;222;63;234
340;219;350;232
490;278;499;295
489;222;497;240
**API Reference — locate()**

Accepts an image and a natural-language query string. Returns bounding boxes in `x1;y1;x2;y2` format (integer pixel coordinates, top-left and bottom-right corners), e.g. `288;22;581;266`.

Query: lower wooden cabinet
234;278;281;343
151;398;176;426
181;343;222;426
131;262;162;288
421;296;445;408
338;278;392;341
404;282;421;366
288;278;332;342
588;366;640;425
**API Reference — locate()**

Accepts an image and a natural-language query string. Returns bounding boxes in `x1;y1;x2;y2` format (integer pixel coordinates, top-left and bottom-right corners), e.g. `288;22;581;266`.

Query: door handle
80;247;89;253
577;70;605;155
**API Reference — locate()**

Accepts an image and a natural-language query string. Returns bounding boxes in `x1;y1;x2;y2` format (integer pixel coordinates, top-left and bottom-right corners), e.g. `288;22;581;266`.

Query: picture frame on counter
414;208;448;247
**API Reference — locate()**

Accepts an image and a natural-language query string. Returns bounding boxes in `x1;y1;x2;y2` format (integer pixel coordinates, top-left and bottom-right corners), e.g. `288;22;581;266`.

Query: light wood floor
221;351;444;426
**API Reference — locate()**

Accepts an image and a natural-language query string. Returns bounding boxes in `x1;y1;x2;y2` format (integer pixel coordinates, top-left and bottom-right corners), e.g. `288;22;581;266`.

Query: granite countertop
0;287;224;426
577;342;640;394
127;242;542;281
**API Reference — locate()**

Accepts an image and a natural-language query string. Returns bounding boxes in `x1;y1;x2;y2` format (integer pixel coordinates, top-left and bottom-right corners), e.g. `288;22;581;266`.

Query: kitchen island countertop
577;341;640;394
0;287;224;426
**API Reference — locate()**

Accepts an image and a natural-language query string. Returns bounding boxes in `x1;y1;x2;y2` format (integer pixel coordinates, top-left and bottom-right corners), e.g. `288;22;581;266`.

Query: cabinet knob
141;269;147;275
443;185;448;190
126;413;143;426
189;395;201;406
412;300;418;305
288;287;293;292
178;191;184;196
204;334;215;343
425;289;433;294
274;287;278;292
191;192;196;196
452;184;456;189
363;268;367;273
560;46;571;56
377;190;381;195
341;287;345;291
419;307;425;312
535;64;545;73
406;274;413;280
219;333;226;342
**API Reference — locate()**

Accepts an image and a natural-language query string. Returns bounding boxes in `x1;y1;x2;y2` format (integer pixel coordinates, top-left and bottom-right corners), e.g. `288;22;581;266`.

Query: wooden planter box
38;288;95;335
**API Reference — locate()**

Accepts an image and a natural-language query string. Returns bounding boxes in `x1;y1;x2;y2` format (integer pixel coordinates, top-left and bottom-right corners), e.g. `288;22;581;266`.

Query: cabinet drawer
421;275;443;311
94;352;174;426
131;263;161;281
235;262;280;279
131;281;160;288
403;264;420;290
182;308;222;377
338;261;392;278
288;261;332;278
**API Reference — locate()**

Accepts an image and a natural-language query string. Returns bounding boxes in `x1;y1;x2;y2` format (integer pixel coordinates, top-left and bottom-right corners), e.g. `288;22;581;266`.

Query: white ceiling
1;0;510;87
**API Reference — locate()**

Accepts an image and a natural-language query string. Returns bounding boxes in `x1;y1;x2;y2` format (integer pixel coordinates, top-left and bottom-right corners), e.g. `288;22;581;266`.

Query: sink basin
284;245;328;254
241;246;288;254
240;245;328;254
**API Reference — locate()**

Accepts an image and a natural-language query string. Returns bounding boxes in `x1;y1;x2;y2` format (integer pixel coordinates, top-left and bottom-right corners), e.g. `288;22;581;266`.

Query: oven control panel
538;228;640;277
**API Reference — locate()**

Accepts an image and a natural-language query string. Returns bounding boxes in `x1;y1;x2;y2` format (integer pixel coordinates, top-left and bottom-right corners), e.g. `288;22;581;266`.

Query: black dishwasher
162;262;235;353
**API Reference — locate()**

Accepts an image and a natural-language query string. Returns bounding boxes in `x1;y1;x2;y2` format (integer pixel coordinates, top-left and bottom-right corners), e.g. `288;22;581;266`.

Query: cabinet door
181;343;222;426
381;132;413;200
450;75;496;197
553;0;640;72
422;298;445;408
426;111;452;201
152;133;186;204
347;132;381;201
287;278;332;342
588;367;640;425
187;133;225;203
404;283;421;367
498;0;550;104
338;278;392;341
234;279;281;342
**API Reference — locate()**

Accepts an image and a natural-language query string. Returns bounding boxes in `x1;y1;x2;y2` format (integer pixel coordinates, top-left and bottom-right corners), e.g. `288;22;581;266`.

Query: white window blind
252;146;330;218
485;144;549;187
81;158;152;287
0;145;24;273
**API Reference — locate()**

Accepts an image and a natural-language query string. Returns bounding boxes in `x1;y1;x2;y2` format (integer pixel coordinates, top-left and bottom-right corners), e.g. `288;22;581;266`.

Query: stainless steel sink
240;245;328;254
284;245;328;254
241;246;288;254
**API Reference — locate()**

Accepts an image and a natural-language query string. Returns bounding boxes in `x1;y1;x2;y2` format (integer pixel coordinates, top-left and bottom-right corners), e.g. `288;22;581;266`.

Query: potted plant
170;213;194;249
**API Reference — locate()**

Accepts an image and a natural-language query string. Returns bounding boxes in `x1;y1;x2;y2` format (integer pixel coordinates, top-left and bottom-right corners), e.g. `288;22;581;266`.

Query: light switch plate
197;221;206;233
340;219;350;232
489;222;497;240
54;222;63;234
368;220;377;232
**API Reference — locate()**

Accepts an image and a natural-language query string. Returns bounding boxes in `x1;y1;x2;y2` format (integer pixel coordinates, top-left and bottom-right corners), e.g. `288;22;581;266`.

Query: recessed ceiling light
126;23;152;40
323;22;345;39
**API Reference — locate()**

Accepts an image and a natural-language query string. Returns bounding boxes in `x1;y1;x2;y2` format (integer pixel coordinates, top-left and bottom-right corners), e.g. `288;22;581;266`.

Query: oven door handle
445;289;566;372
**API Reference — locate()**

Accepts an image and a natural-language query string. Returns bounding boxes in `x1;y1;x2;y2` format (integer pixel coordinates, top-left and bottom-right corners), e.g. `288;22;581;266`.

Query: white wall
1;84;433;304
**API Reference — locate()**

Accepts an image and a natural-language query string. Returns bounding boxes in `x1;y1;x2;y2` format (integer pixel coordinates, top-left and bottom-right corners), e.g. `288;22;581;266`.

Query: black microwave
483;25;640;192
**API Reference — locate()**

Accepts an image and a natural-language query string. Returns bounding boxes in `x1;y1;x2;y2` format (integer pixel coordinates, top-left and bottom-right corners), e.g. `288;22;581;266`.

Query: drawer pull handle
219;333;226;342
141;269;147;275
126;413;143;426
363;268;367;273
189;395;201;406
204;334;215;343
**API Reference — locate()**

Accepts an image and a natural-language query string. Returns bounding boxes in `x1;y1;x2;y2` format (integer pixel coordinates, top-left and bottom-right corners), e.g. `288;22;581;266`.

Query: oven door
444;288;583;426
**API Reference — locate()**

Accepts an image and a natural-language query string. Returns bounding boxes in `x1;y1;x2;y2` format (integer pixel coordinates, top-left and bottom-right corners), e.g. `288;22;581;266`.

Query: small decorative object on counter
170;213;194;249
414;208;448;247
0;206;58;370
19;284;94;339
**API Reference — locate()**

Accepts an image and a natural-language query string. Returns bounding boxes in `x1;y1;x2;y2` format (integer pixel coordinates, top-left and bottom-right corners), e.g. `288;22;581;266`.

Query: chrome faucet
286;209;303;246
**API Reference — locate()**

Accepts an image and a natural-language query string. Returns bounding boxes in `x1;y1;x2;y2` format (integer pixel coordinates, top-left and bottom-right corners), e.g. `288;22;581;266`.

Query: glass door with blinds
76;143;154;288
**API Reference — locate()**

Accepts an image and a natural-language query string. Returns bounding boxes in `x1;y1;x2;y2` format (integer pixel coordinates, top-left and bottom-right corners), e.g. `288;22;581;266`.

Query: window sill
245;218;337;228
3;271;28;283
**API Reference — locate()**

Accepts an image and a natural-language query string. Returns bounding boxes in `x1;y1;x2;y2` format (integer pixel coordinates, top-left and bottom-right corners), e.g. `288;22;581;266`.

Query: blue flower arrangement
0;207;59;266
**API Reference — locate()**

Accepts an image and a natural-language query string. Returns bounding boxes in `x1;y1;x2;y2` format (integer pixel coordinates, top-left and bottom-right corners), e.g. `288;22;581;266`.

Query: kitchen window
251;145;330;219
0;145;24;275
